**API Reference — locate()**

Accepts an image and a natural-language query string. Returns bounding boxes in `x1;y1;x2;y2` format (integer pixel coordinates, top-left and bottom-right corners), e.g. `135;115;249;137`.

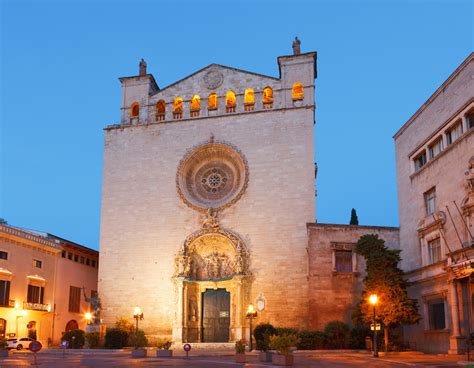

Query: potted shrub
235;339;246;363
269;333;300;366
254;323;276;362
0;338;9;358
156;338;173;357
129;330;148;358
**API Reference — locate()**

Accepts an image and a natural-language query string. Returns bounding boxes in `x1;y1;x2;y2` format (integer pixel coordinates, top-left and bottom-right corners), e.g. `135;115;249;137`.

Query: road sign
183;343;191;359
370;323;381;331
29;341;42;353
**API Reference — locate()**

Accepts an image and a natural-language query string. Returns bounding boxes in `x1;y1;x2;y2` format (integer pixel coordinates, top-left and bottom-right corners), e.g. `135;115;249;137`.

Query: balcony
23;301;49;312
0;299;15;308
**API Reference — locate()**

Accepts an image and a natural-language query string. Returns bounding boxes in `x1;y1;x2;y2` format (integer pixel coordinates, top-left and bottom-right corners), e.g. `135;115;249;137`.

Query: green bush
297;330;327;350
156;338;172;350
269;333;300;356
62;329;85;349
115;317;135;334
254;323;276;351
104;328;129;349
324;321;350;349
276;327;298;336
235;339;245;354
349;325;370;349
127;330;147;348
85;332;100;349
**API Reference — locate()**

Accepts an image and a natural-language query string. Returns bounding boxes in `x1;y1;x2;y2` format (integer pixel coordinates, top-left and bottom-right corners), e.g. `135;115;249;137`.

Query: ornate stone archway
172;212;252;342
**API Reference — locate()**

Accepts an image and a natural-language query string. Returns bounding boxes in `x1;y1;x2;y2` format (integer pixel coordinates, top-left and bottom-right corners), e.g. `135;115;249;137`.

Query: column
449;278;464;354
172;278;184;343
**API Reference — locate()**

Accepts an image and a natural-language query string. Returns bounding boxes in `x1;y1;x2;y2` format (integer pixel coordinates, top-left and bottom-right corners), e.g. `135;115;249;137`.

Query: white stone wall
99;57;316;335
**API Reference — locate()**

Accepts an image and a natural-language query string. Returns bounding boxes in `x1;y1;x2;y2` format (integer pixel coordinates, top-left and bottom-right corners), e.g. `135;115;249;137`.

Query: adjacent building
0;223;99;345
394;53;474;353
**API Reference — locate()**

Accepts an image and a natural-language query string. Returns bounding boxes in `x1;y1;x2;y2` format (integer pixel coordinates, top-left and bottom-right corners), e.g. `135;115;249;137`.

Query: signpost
183;343;192;359
29;341;42;367
60;340;69;358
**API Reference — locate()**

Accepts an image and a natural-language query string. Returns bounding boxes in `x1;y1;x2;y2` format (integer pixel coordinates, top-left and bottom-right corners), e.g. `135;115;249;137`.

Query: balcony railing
23;301;49;312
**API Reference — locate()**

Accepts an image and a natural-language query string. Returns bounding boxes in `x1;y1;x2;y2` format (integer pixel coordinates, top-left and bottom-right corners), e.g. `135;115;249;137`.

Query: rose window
176;142;249;211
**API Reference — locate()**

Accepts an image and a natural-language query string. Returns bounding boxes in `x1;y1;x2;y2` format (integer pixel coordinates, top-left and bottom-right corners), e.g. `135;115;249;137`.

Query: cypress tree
350;208;359;225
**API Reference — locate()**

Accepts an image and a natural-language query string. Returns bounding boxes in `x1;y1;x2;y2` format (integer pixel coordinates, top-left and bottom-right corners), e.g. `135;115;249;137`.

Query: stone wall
307;223;399;330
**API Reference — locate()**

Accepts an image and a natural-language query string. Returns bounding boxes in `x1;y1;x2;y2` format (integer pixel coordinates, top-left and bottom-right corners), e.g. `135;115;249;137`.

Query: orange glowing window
190;95;200;111
156;100;166;114
263;87;273;103
244;88;254;105
292;83;304;100
208;93;218;110
226;91;236;107
130;102;139;118
173;97;183;113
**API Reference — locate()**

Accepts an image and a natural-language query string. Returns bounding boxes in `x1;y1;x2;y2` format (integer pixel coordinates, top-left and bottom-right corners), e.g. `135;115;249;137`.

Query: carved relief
174;221;250;281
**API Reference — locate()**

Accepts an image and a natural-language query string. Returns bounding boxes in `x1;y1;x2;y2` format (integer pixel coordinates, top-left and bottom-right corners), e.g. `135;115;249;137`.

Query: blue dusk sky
1;1;472;250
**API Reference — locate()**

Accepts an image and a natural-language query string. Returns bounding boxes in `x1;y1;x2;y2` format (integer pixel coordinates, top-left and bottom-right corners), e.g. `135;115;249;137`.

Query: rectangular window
86;259;90;266
91;260;96;268
428;238;442;264
0;280;11;306
68;286;81;313
424;188;436;215
446;121;463;145
428;138;443;159
467;111;474;130
428;299;445;330
61;250;66;258
0;251;7;260
80;256;85;264
34;259;42;269
27;285;44;304
414;151;427;171
68;252;73;260
74;255;79;262
335;250;353;272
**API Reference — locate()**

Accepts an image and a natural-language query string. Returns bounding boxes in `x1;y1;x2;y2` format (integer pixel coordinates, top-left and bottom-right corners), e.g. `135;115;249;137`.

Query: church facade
98;43;399;342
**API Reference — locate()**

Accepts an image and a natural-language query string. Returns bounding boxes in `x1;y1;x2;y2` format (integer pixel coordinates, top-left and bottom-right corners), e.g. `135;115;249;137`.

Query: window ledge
332;271;360;278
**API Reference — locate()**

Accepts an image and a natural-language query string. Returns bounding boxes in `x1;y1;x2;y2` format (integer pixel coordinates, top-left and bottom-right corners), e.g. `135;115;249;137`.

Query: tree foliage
350;208;359;225
354;234;420;349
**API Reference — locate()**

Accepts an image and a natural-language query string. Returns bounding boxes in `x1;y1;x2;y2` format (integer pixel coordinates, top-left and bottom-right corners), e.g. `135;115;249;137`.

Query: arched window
292;82;304;100
190;95;200;117
156;100;165;121
130;102;140;118
173;97;183;119
65;320;79;332
262;87;273;109
244;89;254;111
226;91;236;113
208;93;218;110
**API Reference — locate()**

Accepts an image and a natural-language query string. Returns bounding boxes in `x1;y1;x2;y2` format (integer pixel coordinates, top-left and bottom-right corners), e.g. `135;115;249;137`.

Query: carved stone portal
174;226;249;281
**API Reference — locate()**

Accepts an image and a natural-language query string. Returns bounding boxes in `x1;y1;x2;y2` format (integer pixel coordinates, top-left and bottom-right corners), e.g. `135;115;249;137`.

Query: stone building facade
98;43;401;343
0;223;99;345
394;52;474;353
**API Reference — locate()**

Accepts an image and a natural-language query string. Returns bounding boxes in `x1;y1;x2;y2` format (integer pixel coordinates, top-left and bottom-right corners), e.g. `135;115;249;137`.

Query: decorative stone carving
292;36;301;55
462;156;474;214
202;208;220;230
204;70;224;89
174;227;250;281
139;58;147;76
176;140;249;212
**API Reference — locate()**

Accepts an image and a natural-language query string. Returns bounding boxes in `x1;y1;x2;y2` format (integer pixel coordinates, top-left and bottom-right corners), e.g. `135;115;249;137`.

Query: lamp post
246;304;257;352
133;307;144;336
369;294;379;358
85;312;92;325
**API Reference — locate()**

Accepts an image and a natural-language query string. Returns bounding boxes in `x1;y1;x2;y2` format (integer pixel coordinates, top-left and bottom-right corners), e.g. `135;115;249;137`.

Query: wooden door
201;288;230;342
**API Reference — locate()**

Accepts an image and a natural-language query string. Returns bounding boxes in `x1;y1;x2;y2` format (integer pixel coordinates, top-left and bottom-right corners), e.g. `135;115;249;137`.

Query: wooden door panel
202;289;230;342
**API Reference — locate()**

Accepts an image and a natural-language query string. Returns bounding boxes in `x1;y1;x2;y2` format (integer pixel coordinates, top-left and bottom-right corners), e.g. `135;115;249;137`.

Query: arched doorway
65;320;78;332
27;321;37;340
0;318;6;339
174;225;252;343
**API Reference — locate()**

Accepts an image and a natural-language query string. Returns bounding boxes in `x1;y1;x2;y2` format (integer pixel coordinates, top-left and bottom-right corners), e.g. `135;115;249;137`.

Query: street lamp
133;307;144;335
369;294;379;358
246;304;257;352
85;312;92;325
